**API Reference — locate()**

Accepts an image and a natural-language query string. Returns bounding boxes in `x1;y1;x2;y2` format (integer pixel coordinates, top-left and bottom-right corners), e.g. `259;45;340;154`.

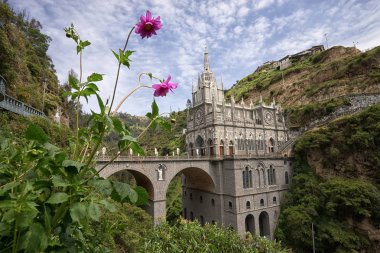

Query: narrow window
200;196;203;203
260;199;264;206
273;196;277;204
246;201;251;209
190;193;193;200
211;198;215;206
285;171;289;184
229;201;233;209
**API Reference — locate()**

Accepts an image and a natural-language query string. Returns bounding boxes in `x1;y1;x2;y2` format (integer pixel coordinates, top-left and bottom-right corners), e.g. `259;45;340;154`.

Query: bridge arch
109;169;155;199
164;166;216;195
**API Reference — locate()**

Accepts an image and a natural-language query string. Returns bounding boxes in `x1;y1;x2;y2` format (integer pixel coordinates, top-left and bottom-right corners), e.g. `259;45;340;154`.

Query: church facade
182;51;292;238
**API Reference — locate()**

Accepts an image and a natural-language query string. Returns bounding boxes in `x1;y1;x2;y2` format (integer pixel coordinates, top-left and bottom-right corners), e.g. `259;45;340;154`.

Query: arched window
260;199;264;206
243;166;253;188
228;141;234;155
246;201;251;209
268;165;276;185
189;142;194;156
285;171;289;184
268;138;275;153
211;198;215;206
219;140;224;156
200;196;203;203
207;138;214;156
249;170;253;187
256;169;261;187
273;196;277;204
200;216;205;226
229;201;233;209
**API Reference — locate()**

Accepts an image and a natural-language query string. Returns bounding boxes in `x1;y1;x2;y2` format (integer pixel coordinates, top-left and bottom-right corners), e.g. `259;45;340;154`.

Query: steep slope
276;105;380;252
226;46;380;127
0;3;64;117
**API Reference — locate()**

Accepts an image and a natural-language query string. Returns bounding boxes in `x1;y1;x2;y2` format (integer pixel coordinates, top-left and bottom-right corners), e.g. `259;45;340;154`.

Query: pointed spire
204;46;210;72
221;76;224;91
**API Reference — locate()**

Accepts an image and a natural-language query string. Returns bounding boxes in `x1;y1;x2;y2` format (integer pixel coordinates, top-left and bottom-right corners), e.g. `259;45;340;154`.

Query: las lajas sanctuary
98;50;293;240
183;49;292;238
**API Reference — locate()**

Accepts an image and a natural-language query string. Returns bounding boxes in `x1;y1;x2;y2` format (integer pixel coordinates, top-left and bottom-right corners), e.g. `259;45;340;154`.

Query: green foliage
141;220;288;253
286;97;350;127
0;2;62;116
277;105;380;252
0;133;148;252
165;175;183;224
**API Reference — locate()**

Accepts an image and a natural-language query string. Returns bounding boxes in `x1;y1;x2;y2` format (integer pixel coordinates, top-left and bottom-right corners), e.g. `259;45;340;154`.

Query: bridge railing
0;93;45;117
96;153;286;162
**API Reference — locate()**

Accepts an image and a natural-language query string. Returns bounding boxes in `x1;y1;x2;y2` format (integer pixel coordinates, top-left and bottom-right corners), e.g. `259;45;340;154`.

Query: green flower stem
73;28;83;159
85;127;105;168
111;84;151;116
108;26;135;115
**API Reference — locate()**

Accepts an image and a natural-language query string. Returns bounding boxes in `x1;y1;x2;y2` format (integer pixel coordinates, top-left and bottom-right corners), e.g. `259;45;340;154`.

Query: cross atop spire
204;46;210;72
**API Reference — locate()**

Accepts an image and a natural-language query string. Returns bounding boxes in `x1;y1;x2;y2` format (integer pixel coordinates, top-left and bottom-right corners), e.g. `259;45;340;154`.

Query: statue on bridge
156;164;166;181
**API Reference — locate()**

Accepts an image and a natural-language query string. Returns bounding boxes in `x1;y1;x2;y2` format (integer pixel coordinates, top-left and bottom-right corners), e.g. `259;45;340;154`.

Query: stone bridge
95;153;287;232
96;156;216;221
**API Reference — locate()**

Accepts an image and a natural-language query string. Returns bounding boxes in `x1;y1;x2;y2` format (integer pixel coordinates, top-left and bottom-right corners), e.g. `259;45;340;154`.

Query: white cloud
7;0;380;115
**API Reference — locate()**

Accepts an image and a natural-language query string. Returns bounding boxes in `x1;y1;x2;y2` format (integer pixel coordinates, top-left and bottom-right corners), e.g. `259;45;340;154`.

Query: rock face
226;45;380;108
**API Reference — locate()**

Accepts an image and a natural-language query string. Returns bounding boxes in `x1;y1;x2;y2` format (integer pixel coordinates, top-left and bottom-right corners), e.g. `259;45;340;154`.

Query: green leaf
25;124;49;143
87;73;103;82
52;175;70;187
147;72;153;80
70;202;87;224
24;223;48;253
96;94;105;114
119;49;134;68
111;49;119;61
99;199;117;212
62;160;84;173
130;142;145;156
121;135;137;142
87;202;101;221
111;117;125;134
111;182;139;204
46;192;69;204
152;99;159;117
134;186;149;206
89;179;113;196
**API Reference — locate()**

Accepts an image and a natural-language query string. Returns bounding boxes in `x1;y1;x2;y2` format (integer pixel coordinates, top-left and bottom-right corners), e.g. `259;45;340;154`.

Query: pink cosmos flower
152;75;178;97
135;10;162;39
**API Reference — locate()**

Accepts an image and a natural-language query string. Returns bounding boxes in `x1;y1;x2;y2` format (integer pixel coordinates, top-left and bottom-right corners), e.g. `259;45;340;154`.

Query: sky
8;0;380;116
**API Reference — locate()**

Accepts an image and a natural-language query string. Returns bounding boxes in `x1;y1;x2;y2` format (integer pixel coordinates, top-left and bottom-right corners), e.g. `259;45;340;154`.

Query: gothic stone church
183;51;292;239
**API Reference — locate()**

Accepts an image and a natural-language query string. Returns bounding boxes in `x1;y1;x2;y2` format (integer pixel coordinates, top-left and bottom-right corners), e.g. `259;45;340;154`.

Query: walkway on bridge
0;75;45;117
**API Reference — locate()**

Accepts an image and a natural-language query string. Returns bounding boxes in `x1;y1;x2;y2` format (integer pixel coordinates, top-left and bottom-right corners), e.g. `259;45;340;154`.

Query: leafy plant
0;10;177;252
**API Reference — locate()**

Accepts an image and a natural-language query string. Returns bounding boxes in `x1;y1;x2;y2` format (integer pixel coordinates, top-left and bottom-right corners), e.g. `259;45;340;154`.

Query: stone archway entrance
245;214;255;234
259;211;270;238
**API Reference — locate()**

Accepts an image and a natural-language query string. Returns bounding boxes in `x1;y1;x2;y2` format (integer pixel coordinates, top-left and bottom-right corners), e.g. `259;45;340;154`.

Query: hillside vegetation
276;105;380;252
226;46;380;127
0;3;64;117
